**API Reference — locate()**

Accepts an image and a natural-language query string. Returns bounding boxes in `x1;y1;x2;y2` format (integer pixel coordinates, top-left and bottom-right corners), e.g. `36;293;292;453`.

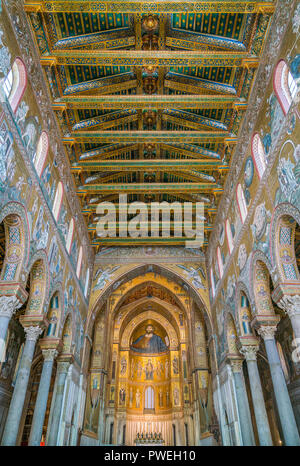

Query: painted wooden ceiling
24;1;274;251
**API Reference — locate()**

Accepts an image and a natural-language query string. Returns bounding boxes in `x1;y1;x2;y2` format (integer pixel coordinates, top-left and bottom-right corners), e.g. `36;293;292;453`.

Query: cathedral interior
0;0;300;447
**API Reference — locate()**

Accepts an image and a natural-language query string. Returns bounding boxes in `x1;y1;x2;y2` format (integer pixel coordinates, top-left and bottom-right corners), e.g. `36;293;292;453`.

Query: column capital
229;358;244;373
42;348;58;362
256;325;278;341
24;325;43;342
278;295;300;319
0;295;22;319
239;345;259;362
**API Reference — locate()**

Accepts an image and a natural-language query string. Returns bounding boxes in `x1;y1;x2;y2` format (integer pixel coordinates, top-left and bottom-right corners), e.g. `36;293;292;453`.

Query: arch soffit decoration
225;311;240;356
0;201;31;281
25;248;50;316
269;202;300;285
120;309;179;350
250;249;277;317
87;264;212;338
47;282;64;337
111;278;186;319
116;296;184;344
235;280;256;332
61;311;74;353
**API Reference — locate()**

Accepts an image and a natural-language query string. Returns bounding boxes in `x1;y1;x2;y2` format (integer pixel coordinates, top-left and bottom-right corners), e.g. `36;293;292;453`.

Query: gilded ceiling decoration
24;1;274;252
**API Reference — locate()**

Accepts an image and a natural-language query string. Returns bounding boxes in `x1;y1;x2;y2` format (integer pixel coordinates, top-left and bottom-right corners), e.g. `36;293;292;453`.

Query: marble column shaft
258;326;300;446
47;360;71;445
278;295;300;341
28;349;58;446
0;296;22;362
230;360;255;446
240;346;273;446
1;325;42;446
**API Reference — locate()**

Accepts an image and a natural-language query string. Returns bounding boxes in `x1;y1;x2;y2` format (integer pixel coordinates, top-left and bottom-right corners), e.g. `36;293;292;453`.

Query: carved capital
256;325;277;341
229;359;244;373
42;348;58;362
278;295;300;319
0;295;22;319
24;326;43;342
56;361;71;373
239;345;259;362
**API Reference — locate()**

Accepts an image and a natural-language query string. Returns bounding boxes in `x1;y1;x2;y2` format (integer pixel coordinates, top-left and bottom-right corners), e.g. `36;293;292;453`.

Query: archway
82;269;216;446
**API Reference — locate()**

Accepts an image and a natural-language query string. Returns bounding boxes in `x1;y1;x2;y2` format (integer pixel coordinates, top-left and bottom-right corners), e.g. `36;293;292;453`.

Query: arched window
1;58;27;113
145;386;154;410
225;219;234;254
52;181;63;222
84;268;90;297
236;184;247;223
33;131;49;177
210;267;216;297
274;60;297;116
217;247;223;278
251;133;266;179
66;218;75;254
76;246;83;278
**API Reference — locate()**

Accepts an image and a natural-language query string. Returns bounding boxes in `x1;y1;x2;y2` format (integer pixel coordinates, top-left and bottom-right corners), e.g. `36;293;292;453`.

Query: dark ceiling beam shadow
79;144;139;160
165;72;236;95
162;109;228;131
166;27;246;52
53;27;133;49
77;182;223;194
72;109;138;131
62;72;136;96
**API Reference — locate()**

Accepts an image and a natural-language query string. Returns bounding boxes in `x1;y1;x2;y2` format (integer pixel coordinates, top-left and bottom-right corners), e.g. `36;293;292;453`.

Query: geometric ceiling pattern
24;1;274;252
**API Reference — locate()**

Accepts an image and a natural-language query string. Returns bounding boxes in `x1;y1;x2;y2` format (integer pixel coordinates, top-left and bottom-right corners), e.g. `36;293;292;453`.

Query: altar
134;432;164;446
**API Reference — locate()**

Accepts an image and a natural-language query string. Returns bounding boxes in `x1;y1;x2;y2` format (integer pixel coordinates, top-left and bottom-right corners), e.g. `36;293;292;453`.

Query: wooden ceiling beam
24;1;275;14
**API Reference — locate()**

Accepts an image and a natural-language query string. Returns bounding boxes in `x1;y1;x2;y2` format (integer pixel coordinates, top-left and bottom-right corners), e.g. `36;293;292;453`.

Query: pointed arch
76;246;83;278
46;291;61;338
2;58;27;113
226;313;239;356
84;268;90;298
270;203;300;284
66;218;75;254
273;59;297;116
61;313;73;353
251;133;267;179
33;131;49;177
236;183;247;223
52;181;63;222
225;219;234;254
217;247;223;279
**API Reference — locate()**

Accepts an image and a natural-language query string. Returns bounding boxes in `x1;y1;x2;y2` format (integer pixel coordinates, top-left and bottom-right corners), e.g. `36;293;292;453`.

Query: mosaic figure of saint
131;324;168;354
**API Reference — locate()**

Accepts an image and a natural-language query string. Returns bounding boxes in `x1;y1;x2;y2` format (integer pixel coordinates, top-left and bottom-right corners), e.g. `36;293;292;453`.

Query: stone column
230;359;255;446
278;295;300;356
1;325;43;446
0;296;22;362
240;345;273;446
47;355;72;446
28;348;58;446
257;325;300;446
